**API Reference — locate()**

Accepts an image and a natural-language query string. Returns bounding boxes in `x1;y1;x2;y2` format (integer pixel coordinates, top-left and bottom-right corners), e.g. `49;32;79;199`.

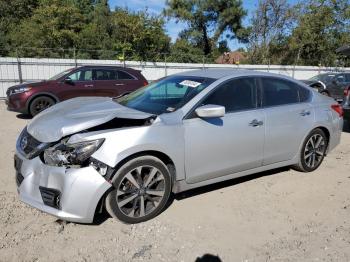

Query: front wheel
293;128;328;172
29;96;55;116
105;156;172;224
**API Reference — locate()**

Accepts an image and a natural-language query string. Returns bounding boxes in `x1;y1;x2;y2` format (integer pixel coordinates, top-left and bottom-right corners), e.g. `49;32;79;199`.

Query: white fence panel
0;56;349;98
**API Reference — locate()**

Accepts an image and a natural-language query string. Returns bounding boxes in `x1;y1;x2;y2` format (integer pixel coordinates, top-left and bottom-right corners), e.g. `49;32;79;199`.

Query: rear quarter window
299;86;311;102
117;71;135;80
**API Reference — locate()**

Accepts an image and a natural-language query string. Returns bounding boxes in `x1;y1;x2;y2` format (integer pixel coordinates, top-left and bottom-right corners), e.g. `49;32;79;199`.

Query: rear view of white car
14;69;343;224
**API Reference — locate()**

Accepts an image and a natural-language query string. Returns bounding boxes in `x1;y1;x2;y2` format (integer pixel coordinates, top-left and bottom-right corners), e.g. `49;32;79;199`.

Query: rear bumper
15;152;111;223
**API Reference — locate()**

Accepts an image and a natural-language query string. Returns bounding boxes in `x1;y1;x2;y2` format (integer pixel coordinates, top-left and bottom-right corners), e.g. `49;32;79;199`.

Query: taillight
331;104;343;117
143;80;148;86
344;86;350;97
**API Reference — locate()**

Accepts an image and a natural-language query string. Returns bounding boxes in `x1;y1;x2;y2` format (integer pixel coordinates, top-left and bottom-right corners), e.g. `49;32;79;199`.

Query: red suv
6;66;148;116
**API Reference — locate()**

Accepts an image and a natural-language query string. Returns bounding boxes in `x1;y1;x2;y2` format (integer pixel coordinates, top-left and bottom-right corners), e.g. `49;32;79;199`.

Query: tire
293;128;328;172
105;156;172;224
29;96;55;116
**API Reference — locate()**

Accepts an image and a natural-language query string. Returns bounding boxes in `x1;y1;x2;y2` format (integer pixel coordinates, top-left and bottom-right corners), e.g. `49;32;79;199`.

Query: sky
108;0;294;50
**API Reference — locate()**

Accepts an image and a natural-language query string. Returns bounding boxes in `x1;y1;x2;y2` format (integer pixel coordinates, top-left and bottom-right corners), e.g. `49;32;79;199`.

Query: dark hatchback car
342;86;350;122
301;72;350;101
6;66;148;116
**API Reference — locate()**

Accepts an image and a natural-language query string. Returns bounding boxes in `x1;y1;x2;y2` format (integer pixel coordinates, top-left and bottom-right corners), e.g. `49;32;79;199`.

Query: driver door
58;68;95;100
183;77;265;184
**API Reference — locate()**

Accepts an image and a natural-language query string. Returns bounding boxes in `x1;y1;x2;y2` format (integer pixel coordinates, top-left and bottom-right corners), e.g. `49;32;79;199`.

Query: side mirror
64;78;74;85
195;104;225;118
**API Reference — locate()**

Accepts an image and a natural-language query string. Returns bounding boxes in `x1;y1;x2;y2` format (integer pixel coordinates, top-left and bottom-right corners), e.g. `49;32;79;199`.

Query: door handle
249;119;263;127
115;83;125;86
300;110;311;116
84;84;94;88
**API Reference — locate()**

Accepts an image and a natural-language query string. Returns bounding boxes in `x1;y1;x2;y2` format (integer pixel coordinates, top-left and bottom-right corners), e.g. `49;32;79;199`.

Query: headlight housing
43;138;105;167
11;86;32;95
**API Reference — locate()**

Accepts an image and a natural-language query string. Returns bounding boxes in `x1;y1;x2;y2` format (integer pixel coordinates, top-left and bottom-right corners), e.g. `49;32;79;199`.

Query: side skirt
172;158;298;194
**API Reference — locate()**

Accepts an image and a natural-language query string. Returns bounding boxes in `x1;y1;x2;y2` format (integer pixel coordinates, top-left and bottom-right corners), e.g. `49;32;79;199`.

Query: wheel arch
315;126;331;153
109;150;177;183
26;92;60;112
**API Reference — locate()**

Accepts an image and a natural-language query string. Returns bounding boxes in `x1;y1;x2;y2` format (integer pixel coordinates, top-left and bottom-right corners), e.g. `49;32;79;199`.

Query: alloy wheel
115;165;166;218
303;134;326;169
30;96;55;116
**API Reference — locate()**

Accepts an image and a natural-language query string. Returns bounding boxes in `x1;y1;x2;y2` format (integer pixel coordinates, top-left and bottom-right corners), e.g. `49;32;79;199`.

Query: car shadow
195;254;222;262
173;166;290;201
16;113;32;120
91;166;291;225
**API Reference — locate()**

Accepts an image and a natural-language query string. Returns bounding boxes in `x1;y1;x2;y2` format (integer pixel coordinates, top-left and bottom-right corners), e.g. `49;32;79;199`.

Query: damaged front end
15;97;158;223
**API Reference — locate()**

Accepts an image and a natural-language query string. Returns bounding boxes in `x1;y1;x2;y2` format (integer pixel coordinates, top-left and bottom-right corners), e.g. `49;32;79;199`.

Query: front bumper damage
15;152;111;223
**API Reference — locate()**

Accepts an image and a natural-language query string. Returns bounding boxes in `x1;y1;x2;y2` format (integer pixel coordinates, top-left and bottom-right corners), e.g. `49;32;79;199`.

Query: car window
117;70;135;80
67;69;92;81
298;86;311;102
344;74;350;82
116;76;214;115
336;74;345;83
202;78;257;113
261;78;301;107
94;69;117;80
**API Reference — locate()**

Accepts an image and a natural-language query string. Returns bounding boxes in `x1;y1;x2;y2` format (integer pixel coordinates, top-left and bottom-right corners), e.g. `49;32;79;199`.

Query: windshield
49;69;73;80
116;75;215;115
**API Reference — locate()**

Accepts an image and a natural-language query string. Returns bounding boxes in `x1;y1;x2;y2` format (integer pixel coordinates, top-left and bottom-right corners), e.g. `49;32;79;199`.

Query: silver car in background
14;69;343;224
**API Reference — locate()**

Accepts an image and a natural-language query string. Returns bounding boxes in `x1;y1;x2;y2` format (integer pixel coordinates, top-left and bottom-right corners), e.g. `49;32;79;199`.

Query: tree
0;0;39;54
168;39;204;63
77;0;113;58
164;0;247;55
246;0;296;64
288;0;350;67
110;8;170;61
9;0;85;57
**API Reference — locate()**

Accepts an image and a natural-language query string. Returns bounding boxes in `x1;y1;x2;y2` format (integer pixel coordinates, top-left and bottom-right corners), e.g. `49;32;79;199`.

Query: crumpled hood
27;97;154;142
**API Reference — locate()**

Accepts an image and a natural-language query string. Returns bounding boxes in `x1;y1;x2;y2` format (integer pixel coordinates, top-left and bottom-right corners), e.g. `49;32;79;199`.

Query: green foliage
246;0;350;66
168;39;204;63
0;0;349;66
164;0;247;55
288;0;350;66
3;0;170;60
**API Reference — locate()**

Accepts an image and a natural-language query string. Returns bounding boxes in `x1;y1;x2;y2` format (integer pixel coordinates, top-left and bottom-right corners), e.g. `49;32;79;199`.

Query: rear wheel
105;156;172;224
293;128;328;172
29;96;55;116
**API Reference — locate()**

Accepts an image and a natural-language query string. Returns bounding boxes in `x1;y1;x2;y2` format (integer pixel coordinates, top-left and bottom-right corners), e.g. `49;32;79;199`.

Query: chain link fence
1;47;349;98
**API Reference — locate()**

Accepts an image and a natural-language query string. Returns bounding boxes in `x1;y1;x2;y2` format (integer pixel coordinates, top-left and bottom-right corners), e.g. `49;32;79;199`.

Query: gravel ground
1;101;350;262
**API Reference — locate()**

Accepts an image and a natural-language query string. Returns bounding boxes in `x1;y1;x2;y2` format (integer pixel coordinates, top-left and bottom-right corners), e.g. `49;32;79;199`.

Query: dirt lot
1;101;350;262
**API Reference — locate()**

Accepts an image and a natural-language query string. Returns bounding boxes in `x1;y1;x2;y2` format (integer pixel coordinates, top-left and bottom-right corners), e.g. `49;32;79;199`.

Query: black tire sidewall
106;156;172;224
29;96;55;116
300;128;327;172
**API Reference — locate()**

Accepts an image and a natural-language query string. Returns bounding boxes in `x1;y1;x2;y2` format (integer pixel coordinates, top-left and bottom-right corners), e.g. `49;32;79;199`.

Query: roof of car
174;68;291;80
78;65;137;71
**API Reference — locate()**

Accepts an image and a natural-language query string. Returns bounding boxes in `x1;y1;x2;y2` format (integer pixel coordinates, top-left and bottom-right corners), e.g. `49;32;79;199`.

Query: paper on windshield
179;80;201;88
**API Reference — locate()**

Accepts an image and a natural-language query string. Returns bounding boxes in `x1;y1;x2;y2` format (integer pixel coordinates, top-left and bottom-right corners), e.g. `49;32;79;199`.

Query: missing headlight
89;158;110;176
43;138;105;167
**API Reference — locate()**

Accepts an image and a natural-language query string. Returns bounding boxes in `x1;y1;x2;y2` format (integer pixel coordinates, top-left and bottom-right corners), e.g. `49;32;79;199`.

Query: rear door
260;77;314;165
58;68;94;100
115;70;144;94
92;69;142;97
92;68;118;97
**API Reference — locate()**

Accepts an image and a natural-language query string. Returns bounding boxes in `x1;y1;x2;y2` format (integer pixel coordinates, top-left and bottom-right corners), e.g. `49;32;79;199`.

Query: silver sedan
15;69;343;223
